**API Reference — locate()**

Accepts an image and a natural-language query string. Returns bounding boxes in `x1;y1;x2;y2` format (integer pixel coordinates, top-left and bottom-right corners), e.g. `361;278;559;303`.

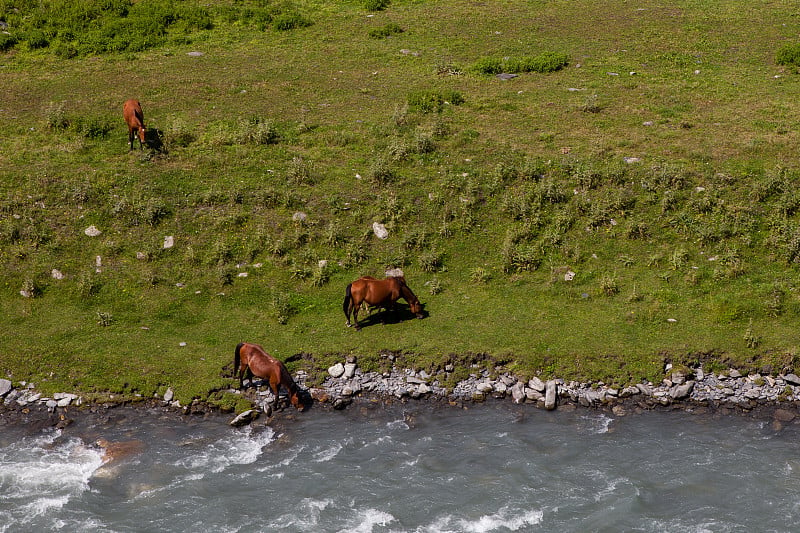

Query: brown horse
343;275;424;330
123;99;146;150
234;342;306;410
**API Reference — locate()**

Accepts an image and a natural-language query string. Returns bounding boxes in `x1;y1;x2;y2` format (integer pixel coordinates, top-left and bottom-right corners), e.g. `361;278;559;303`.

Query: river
2;401;799;532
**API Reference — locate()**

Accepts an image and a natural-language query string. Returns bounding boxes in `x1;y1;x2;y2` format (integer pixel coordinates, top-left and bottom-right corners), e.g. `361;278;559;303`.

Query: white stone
564;270;575;281
163;236;174;249
372;222;389;239
84;225;101;237
328;363;345;378
51;269;64;280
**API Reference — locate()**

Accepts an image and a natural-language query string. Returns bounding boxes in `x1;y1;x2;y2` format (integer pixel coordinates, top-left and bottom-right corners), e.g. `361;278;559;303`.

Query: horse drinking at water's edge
234;342;306;410
343;275;424;330
123;99;146;150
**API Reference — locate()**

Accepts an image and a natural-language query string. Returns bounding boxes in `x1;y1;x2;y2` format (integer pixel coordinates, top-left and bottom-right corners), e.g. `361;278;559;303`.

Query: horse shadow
356;303;428;329
144;128;166;153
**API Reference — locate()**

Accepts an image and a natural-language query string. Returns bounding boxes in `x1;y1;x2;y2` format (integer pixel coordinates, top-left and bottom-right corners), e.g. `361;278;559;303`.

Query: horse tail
234;342;244;378
343;283;353;318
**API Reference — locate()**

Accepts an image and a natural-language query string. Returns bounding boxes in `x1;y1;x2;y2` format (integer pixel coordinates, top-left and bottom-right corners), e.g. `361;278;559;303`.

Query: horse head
409;299;424;319
289;389;309;411
138;125;147;145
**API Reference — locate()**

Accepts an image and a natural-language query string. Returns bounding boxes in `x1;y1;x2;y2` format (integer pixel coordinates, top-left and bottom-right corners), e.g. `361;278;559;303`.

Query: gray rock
343;363;357;379
784;374;800;386
670;381;695;400
230;409;258;427
328;363;345;378
528;377;546;392
163;388;174;402
0;379;11;397
510;383;526;404
545;380;558;410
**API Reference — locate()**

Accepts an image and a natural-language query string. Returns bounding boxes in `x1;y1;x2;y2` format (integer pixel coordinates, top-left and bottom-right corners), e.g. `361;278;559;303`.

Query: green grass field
2;0;800;409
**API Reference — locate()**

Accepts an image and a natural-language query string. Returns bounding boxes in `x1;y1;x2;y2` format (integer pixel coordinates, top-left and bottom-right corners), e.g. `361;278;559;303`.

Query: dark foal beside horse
234;342;306;410
343;275;424;330
123;99;146;150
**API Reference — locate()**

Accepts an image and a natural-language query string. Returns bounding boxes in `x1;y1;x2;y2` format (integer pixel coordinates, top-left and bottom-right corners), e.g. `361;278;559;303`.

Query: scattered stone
0;379;12;397
163;236;174;249
528;377;546;392
187;51;204;57
496;73;518;80
51;269;65;280
136;252;147;260
163;388;174;402
84;225;101;237
292;211;307;223
372;222;389;239
343;363;357;379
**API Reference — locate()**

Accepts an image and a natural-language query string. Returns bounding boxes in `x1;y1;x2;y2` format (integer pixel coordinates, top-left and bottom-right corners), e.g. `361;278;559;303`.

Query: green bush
407;89;464;113
273;12;311;31
472;52;569;75
369;22;403;39
471;57;504;75
364;0;390;12
776;43;800;67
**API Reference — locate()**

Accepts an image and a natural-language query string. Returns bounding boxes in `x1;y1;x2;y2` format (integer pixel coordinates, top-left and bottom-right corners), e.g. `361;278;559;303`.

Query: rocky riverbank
4;360;800;429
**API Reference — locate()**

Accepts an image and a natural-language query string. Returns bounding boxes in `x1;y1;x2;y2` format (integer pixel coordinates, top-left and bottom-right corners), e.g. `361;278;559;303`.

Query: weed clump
369;22;403;39
776;43;800;67
471;52;569;75
363;0;390;11
407;90;464;113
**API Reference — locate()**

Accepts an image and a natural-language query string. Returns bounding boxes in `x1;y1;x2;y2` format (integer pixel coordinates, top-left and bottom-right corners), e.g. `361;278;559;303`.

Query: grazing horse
234;342;306;410
123;99;146;150
343;275;424;330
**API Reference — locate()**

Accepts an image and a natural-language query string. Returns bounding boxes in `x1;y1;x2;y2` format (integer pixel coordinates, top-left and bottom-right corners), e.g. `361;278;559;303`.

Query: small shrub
96;311;113;327
470;267;491;284
271;292;296;324
369;22;403;39
287;156;315;185
77;272;101;298
0;33;17;51
273;12;311;31
776;43;800;67
744;319;760;349
45;102;69;130
364;0;390;11
471;57;504;75
20;278;42;298
428;277;443;295
407;90;464;113
419;249;444;272
599;275;620;296
368;155;396;185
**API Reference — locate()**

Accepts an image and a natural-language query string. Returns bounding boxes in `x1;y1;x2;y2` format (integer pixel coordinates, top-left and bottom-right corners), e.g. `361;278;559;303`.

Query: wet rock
230;409;258;427
774;409;796;423
544;380;558;410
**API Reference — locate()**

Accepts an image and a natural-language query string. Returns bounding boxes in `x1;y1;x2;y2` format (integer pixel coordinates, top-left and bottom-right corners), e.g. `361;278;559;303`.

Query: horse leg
128;129;134;151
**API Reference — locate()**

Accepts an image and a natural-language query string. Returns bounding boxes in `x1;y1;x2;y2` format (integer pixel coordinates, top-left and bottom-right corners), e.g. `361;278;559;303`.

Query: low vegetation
1;0;800;409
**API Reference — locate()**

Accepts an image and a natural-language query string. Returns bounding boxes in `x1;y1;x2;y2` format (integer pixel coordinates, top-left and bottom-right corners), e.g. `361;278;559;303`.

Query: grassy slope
2;0;800;406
